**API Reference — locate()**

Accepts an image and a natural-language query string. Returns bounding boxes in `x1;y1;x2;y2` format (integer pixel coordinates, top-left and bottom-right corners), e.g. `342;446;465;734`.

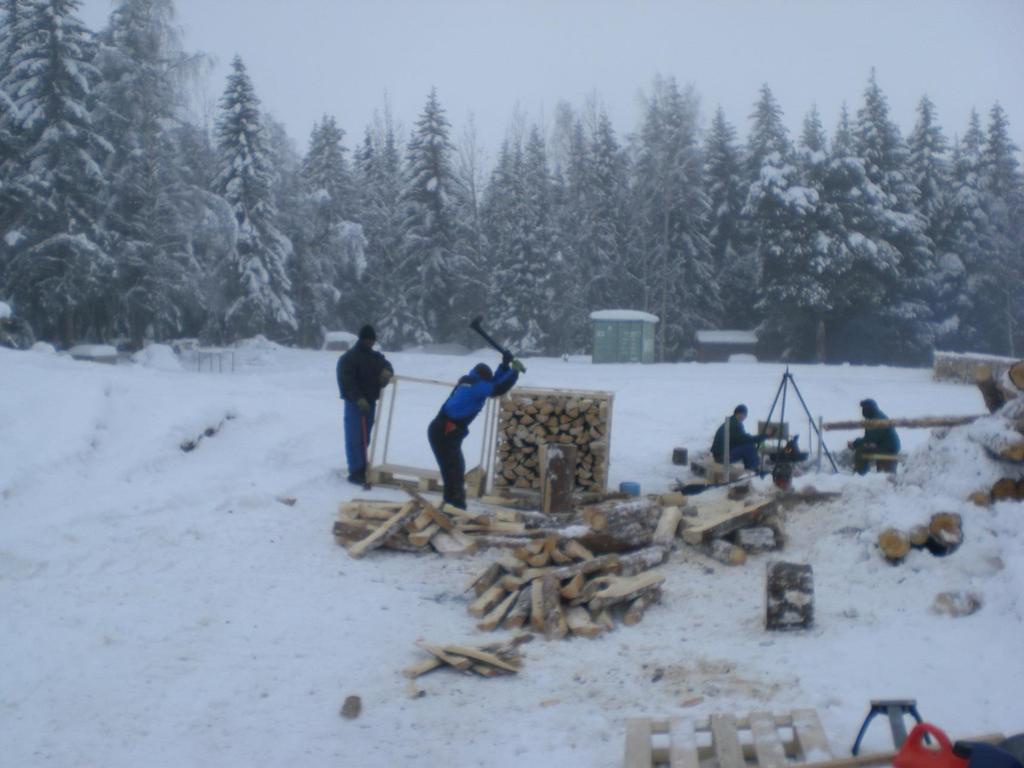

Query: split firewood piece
504;586;533;629
588;569;666;612
563;539;595;561
705;539;748;566
496;552;527;575
430;530;477;557
526;551;551;568
652;505;684;546
623;588;662;626
402;656;444;679
477;590;520;631
532;574;567;639
616;545;669;576
991;478;1019;501
404;489;454;531
500;574;525;591
441;644;521;673
976;365;1009;413
408;523;439;547
927;513;963;556
565;606;603;638
468;584;508;618
549;547;572;565
332;519;374;544
878;528;911;564
593;608;615;632
409;507;434;531
466;562;504;595
347;502;418;558
415;642;473;672
520;552;621;583
559;572;586;600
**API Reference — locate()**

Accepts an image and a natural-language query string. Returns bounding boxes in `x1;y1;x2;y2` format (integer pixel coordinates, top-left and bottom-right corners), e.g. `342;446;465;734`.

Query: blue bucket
619;481;641;497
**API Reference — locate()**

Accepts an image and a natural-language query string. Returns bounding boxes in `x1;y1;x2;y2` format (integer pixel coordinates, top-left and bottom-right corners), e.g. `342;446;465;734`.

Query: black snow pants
428;414;468;510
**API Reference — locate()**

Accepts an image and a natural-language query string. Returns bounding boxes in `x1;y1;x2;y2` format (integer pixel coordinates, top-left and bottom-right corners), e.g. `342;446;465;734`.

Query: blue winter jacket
441;363;518;428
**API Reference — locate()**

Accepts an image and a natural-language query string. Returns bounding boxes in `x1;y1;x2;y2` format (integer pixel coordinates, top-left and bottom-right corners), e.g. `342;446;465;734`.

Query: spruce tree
3;0;112;344
213;55;296;341
400;87;462;343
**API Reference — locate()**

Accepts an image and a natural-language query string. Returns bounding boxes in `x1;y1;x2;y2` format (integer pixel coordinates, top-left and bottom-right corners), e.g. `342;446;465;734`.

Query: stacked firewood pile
878;512;964;564
495;387;613;493
403;634;531;681
972;362;1024;502
465;538;669;639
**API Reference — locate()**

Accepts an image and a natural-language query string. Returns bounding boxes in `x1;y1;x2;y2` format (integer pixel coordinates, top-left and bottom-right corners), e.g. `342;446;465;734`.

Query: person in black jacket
336;325;393;485
850;398;901;474
429;352;521;509
710;404;766;470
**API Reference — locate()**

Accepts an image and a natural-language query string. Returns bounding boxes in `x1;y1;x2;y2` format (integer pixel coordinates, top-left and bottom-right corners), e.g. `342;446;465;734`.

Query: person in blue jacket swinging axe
428;319;525;510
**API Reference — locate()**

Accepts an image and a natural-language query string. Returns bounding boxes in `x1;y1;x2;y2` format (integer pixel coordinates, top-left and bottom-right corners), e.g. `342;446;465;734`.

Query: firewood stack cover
495;386;613;493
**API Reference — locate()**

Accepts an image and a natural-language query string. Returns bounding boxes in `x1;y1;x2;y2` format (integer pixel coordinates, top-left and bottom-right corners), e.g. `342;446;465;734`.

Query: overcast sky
77;0;1024;161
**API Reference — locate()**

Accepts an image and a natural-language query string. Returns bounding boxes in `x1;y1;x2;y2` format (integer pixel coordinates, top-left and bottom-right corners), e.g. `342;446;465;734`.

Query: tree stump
672;447;688;466
539;443;577;515
765;561;814;631
926;512;963;556
878;528;911;564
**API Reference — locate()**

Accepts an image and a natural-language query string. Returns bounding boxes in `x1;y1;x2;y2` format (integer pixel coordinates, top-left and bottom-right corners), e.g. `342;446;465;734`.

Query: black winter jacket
336;343;393;402
710;415;759;462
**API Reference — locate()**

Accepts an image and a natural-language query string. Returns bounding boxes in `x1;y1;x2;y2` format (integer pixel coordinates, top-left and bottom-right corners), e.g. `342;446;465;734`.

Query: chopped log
466;562;504;596
408;523;439;547
549;547;572;565
473;589;516;630
968;491;992;507
504;585;533;629
430;530;477;557
402;657;444;679
878;528;911;564
976;365;1009;413
623;588;662;626
706;539;748;566
766;561;814;631
1009;361;1024;391
533;574;567;639
540;442;577;515
563;539;595;561
588;569;666;612
594;608;615;632
616;545;669;576
499;574;525;591
332;519;374;543
822;415;982;430
908;525;930;548
520;552;622;583
496;552;527;575
575;497;661;553
927;513;963;556
468;584;507;618
403;489;455;532
652;506;683;546
347;502;418;558
991;478;1019;501
565;606;603;638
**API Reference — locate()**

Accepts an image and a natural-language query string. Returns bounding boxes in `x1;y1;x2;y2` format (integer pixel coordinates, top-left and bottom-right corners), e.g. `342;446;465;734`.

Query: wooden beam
823;415;981;430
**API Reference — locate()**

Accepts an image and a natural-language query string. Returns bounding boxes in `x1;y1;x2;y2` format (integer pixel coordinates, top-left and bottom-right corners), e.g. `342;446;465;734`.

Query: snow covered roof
589;309;659;323
695;330;758;345
69;344;118;358
0;301;11;320
324;331;357;343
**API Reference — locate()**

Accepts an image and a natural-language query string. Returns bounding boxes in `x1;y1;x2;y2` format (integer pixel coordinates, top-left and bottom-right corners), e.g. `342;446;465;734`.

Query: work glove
510;358;526;374
357;398;370;413
501;350;514;365
379;368;393;386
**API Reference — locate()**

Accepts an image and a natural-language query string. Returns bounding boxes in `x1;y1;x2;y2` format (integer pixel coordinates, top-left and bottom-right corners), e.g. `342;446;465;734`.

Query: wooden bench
857;453;907;473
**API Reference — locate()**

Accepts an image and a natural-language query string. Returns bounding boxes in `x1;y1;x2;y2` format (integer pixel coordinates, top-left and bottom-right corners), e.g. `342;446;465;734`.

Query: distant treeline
0;0;1021;364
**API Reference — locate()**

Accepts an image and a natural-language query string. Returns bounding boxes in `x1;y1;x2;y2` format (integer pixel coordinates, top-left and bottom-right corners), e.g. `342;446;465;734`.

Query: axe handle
470;320;510;356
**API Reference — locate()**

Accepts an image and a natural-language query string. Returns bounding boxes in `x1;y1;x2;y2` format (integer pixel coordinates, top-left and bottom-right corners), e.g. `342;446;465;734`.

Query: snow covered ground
1;342;1021;768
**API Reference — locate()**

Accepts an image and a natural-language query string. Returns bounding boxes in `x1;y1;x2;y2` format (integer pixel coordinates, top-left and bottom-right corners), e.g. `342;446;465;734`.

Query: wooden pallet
624;709;832;768
366;463;486;496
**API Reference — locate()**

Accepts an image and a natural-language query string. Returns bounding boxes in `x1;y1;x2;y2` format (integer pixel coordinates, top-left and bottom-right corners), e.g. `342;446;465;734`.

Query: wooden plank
681;499;774;545
346;502;417;557
588;569;666;612
468;584;507;618
565;606;602;638
668;717;699;768
750;710;789;768
465;562;503;595
402;657;443;678
710;713;745;768
624;717;653;768
792;708;834;763
408;523;439;547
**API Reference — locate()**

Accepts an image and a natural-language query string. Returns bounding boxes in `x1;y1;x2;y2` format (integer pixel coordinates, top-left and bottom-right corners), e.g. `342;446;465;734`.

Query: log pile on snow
494;388;613;493
970;361;1024;502
464;539;669;639
878;512;964;564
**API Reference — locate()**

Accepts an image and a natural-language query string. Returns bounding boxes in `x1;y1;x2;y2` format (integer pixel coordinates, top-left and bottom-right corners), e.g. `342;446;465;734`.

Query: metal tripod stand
763;366;838;473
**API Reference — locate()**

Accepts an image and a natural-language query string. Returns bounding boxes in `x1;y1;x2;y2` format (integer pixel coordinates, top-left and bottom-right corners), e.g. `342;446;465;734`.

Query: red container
894;724;969;768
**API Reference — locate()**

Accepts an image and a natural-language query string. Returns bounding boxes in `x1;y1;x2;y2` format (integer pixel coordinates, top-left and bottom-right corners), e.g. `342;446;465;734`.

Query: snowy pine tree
213;56;296;342
2;0;112;344
400;87;463;344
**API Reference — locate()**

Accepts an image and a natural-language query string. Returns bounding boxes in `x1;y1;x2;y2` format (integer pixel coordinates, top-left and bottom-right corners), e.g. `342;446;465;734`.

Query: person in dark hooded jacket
849;398;900;474
336;325;393;484
429;352;520;509
710;404;766;470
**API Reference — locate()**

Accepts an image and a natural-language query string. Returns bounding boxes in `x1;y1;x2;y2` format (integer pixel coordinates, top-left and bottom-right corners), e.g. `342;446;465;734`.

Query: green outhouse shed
589;310;659;363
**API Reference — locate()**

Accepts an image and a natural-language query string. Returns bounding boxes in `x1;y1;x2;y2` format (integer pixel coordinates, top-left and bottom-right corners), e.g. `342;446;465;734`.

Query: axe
469;316;526;373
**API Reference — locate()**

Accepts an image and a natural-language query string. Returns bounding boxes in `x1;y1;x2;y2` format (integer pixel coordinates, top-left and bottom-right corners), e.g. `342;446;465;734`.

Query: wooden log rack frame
366;374;500;497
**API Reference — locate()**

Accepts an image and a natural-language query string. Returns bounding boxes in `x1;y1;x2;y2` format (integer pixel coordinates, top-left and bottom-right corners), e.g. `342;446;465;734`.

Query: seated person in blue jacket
710;404;766;470
429;352;522;509
850;398;900;474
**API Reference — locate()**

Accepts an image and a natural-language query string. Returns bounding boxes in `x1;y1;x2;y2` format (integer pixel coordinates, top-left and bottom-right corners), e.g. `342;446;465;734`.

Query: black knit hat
358;324;376;341
734;404;748;415
473;363;493;381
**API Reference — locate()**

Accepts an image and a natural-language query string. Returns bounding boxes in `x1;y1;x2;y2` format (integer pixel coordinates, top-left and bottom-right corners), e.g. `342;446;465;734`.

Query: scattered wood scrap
403;634;531;679
465;540;668;638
